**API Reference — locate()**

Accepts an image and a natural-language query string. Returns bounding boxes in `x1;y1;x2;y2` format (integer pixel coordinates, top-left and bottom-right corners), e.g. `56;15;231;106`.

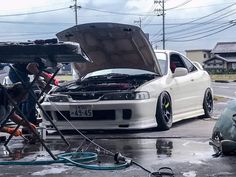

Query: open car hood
0;41;89;66
57;23;162;77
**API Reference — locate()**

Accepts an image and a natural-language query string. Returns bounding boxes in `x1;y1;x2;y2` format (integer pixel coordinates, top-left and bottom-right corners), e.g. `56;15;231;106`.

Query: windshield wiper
83;73;130;81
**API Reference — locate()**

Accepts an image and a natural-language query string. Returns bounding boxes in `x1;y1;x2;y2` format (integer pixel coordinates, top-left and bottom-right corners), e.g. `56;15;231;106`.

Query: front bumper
40;98;158;130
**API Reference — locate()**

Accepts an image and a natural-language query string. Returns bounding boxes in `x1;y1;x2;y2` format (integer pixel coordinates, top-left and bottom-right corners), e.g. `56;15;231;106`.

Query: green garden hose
0;151;131;170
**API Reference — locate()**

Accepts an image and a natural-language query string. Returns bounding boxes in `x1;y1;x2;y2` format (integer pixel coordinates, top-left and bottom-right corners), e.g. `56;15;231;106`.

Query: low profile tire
156;92;173;131
202;88;213;118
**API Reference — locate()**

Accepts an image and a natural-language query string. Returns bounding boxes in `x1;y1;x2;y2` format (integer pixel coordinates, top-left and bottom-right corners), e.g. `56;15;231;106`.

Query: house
203;42;236;73
185;49;211;65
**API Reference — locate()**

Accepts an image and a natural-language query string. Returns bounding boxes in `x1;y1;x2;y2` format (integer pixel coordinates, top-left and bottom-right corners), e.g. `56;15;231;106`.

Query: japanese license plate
70;105;93;117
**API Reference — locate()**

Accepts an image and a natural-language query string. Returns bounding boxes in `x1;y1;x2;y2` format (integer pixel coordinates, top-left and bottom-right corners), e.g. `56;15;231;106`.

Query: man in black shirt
0;83;36;136
9;61;58;125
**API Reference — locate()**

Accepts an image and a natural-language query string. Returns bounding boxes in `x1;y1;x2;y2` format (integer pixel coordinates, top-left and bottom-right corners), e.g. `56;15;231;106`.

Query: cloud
0;0;235;51
125;0;153;12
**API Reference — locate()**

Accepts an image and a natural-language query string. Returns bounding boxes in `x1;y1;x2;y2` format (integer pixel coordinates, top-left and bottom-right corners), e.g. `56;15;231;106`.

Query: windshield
83;68;157;79
155;52;168;75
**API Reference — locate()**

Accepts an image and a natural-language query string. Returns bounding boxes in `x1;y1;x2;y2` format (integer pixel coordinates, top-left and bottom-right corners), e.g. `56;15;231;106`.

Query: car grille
69;93;104;100
44;109;132;121
55;110;116;121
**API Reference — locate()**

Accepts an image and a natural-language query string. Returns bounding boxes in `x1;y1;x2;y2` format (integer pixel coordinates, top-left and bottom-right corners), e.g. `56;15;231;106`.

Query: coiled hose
0;151;131;170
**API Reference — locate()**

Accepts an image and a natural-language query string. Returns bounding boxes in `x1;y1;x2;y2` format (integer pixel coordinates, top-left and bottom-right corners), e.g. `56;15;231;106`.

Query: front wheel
203;88;213;118
156;92;173;131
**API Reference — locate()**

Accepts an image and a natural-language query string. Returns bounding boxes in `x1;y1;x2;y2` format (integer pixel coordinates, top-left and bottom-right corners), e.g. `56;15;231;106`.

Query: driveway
0;98;236;177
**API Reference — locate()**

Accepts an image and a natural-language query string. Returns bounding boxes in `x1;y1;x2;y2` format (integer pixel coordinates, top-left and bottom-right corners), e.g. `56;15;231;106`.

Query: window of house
203;54;207;58
232;63;236;69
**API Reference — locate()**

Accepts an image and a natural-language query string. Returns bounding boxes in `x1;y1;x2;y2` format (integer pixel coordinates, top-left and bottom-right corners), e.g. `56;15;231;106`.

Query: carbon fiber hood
57;23;161;77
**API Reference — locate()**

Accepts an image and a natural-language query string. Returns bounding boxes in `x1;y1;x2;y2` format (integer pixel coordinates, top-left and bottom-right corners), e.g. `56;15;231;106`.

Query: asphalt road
1;98;236;177
212;81;236;99
0;81;235;177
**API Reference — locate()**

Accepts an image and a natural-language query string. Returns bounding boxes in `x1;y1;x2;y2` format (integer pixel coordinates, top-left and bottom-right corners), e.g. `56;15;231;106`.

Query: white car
41;23;213;130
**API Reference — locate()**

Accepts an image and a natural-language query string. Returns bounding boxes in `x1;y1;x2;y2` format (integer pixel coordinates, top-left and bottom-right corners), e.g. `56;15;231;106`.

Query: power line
149;2;236;42
0;20;73;25
81;6;156;16
167;24;236;42
0;32;56;38
165;2;236;29
166;7;236;35
144;21;230;26
141;3;158;28
0;7;69;17
167;1;236;11
167;23;232;40
150;22;235;44
166;0;192;11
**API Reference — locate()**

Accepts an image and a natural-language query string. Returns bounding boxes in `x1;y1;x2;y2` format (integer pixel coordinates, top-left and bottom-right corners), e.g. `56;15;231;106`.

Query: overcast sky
0;0;235;53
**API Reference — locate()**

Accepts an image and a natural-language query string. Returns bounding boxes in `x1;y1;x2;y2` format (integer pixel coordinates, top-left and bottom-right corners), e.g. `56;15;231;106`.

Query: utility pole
70;0;81;25
134;17;142;29
74;0;78;25
69;0;81;80
162;0;165;50
154;0;165;49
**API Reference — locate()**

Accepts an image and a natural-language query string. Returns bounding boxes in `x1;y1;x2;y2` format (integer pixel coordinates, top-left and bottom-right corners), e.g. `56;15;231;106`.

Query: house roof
212;42;236;54
203;54;236;63
185;49;211;52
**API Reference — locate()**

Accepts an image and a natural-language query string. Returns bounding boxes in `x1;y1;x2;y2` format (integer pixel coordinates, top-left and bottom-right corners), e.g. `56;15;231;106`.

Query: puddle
182;171;197;177
31;165;71;176
0;138;214;167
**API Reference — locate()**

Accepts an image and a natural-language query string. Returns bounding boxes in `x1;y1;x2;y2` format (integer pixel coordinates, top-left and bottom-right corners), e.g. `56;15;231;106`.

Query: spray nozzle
114;152;132;165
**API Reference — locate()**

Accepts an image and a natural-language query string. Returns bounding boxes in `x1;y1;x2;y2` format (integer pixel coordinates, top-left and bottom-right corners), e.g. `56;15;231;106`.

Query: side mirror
173;67;188;77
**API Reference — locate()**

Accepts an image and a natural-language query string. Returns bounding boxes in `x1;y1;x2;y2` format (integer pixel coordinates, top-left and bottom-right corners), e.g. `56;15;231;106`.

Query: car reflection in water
0;143;41;161
156;139;173;157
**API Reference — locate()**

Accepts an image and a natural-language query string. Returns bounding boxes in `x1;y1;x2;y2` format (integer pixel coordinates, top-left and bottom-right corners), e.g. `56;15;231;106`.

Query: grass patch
56;75;73;81
214;95;229;102
210;74;236;81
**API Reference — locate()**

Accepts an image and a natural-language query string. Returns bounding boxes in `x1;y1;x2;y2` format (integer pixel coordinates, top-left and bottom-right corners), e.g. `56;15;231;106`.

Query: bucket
36;123;46;140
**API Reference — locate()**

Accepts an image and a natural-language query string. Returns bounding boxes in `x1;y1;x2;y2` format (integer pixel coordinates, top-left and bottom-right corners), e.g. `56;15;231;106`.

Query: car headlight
45;94;71;102
100;91;150;100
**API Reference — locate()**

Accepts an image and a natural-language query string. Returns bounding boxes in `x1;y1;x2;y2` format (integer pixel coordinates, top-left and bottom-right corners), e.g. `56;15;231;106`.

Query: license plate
70;105;93;117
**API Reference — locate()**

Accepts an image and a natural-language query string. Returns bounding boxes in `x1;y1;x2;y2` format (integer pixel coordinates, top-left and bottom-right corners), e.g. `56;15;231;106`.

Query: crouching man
0;82;36;137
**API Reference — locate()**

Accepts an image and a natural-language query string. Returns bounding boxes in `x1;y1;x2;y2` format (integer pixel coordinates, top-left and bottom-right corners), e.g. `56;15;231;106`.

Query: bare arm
10;112;36;129
26;63;56;83
0;112;36;136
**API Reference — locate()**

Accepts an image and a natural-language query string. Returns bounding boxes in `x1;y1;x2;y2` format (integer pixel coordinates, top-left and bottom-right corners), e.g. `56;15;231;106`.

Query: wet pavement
1;99;236;177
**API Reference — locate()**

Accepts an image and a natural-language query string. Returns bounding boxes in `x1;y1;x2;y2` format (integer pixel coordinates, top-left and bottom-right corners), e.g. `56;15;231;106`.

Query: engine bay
53;73;157;100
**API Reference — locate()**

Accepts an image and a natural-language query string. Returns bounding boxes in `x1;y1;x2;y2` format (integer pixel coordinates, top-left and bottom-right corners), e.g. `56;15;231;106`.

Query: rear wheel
156;92;173;131
203;88;213;118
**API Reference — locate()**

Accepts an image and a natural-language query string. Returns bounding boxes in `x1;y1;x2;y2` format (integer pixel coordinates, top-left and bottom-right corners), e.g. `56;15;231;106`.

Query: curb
214;80;230;83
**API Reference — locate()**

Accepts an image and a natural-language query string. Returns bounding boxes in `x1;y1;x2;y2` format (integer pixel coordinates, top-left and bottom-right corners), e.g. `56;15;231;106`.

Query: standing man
9;60;58;125
0;82;36;136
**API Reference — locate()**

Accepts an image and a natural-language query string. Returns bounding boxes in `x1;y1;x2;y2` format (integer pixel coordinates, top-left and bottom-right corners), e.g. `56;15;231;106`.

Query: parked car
0;64;9;84
41;23;213;130
210;100;236;156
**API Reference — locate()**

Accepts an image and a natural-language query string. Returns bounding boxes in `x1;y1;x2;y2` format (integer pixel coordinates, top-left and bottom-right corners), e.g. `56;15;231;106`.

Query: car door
168;53;197;117
180;55;206;110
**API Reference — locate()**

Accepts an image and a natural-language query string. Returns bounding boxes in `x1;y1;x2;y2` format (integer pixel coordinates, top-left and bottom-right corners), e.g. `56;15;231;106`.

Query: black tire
156;92;173;131
203;88;213;118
